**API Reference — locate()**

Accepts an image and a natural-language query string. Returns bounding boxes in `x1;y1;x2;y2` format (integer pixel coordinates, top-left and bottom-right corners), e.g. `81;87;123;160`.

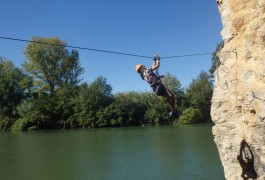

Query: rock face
212;0;265;179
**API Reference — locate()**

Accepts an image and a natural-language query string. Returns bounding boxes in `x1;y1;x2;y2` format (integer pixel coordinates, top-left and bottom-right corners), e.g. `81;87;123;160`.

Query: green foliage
23;36;84;94
111;92;148;126
11;36;85;131
0;57;29;131
96;91;173;127
54;85;79;129
144;96;172;125
185;71;213;122
162;73;183;95
12;97;55;131
97;104;116;127
74;76;114;128
0;115;16;132
178;107;203;124
209;41;224;77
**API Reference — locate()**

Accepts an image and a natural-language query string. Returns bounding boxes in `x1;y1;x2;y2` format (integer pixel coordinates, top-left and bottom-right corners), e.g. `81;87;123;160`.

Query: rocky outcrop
212;0;265;179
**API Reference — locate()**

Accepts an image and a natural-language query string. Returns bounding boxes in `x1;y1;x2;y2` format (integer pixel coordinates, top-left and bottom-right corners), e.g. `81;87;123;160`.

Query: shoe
169;111;178;117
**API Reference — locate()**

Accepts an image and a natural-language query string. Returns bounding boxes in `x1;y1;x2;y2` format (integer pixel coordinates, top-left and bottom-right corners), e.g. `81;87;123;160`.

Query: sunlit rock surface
212;0;265;179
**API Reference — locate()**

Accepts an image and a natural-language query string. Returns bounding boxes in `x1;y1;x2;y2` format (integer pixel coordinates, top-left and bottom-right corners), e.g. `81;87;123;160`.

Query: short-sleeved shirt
140;68;168;96
140;69;160;86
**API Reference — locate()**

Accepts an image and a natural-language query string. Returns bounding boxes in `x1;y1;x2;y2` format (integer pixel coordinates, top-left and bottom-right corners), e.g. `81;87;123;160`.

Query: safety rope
215;48;247;139
233;49;246;140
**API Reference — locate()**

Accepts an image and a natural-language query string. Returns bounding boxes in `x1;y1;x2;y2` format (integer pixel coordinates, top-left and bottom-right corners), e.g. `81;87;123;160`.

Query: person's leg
165;88;176;113
154;84;176;115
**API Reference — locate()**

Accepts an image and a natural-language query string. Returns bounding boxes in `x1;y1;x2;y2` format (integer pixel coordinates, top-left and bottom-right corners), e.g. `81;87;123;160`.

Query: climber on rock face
135;55;176;116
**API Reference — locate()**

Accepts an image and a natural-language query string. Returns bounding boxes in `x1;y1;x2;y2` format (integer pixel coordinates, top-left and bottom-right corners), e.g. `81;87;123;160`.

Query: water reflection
0;124;224;179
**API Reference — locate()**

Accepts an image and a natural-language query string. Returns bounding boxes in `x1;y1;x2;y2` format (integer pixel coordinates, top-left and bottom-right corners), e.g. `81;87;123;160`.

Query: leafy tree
13;36;84;131
12;96;57;131
177;107;203;124
209;41;224;77
184;71;213;122
23;36;84;94
74;76;113;127
111;92;148;126
144;95;172;125
162;73;183;95
0;57;30;131
59;49;83;87
54;85;79;129
97;104;116;127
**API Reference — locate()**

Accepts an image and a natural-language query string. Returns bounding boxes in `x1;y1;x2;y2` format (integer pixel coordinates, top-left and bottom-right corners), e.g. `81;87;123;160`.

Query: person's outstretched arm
151;59;160;71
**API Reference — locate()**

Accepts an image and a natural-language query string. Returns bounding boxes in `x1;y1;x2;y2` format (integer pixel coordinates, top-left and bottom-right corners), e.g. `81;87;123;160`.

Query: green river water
0;124;224;180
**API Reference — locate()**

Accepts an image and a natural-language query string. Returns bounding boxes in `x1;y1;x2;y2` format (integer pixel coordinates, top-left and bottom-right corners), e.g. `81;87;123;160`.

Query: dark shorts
152;84;168;96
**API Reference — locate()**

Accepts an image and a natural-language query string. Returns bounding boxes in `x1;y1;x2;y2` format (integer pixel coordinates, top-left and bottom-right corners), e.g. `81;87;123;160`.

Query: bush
12;97;55;131
177;107;203;124
145;96;172;125
0;115;16;131
184;71;213;122
112;92;147;126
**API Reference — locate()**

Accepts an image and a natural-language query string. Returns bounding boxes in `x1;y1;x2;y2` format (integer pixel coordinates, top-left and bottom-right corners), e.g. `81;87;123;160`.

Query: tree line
0;36;221;131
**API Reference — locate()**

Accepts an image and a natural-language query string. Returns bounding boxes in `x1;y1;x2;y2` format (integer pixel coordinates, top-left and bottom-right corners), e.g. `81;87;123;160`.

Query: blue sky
0;0;223;93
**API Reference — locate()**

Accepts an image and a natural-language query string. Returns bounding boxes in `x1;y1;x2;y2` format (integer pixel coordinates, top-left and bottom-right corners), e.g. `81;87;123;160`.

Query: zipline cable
0;36;152;59
0;36;233;59
162;53;214;59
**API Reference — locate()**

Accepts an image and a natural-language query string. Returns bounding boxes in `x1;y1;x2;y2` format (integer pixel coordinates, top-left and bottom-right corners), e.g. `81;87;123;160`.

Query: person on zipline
135;55;176;116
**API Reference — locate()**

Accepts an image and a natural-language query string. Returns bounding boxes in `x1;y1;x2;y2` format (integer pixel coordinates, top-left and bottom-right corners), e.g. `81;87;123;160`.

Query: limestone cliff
212;0;265;179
